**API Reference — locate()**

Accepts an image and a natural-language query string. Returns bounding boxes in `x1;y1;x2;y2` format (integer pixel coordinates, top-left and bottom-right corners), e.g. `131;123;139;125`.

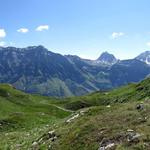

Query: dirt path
50;104;74;113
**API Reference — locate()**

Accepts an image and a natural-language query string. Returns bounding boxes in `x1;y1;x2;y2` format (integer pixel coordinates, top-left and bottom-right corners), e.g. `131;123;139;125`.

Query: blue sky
1;0;150;59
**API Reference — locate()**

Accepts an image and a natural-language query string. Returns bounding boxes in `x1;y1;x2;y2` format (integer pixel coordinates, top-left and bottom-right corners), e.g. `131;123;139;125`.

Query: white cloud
111;32;125;39
36;25;49;31
0;41;6;46
146;42;150;47
17;28;29;33
0;29;6;38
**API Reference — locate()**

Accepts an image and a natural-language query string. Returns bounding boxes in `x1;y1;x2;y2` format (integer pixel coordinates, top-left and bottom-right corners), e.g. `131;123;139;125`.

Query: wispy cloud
17;28;29;33
0;41;6;46
111;32;125;39
146;42;150;47
0;29;6;38
36;25;49;31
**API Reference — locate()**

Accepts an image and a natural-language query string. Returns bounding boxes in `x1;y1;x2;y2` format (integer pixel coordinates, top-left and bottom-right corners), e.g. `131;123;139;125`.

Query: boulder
127;129;142;143
136;104;144;110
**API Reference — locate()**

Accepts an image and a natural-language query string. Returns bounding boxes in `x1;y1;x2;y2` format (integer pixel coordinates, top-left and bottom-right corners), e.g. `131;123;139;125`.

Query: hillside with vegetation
0;84;71;149
58;77;150;111
1;78;150;149
37;77;150;150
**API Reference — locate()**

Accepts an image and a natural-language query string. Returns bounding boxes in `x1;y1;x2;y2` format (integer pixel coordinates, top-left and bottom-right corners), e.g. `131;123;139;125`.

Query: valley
1;1;150;149
1;78;150;149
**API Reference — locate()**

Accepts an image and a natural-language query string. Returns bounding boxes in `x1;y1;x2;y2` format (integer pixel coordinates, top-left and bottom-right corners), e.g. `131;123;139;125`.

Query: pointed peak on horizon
136;50;150;65
96;51;117;65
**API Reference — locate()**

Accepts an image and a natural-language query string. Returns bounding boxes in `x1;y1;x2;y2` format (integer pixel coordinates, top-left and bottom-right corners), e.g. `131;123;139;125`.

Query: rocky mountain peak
136;51;150;65
96;51;117;65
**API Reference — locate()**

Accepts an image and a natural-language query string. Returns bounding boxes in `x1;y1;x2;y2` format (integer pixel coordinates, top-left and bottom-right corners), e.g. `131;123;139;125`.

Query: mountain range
0;45;150;97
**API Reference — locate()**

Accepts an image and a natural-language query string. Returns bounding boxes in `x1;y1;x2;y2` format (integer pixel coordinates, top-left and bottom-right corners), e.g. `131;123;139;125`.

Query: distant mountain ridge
0;45;150;97
135;51;150;64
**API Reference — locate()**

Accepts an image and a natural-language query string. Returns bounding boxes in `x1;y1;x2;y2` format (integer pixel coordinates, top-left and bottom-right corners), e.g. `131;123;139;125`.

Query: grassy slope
1;78;150;149
49;102;150;150
34;78;150;150
0;84;71;149
56;78;150;111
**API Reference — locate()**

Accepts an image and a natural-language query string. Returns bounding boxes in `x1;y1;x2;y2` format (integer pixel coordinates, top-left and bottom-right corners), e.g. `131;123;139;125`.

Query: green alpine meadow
1;78;150;149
